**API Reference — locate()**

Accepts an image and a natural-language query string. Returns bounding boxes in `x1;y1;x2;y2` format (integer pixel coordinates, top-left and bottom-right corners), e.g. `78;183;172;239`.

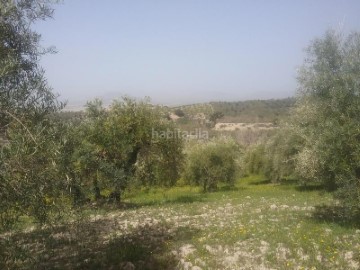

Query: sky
35;0;360;106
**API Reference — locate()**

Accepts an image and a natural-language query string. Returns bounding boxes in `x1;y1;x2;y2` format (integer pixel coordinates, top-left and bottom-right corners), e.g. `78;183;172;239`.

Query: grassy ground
1;175;359;269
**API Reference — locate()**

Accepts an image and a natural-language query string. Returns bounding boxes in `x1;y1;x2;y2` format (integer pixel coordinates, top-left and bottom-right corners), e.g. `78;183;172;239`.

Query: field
2;176;359;270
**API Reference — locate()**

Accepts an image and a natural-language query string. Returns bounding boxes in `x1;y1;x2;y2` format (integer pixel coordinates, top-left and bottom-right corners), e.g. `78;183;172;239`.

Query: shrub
263;127;303;182
243;143;266;175
183;137;241;192
242;127;303;182
173;109;185;117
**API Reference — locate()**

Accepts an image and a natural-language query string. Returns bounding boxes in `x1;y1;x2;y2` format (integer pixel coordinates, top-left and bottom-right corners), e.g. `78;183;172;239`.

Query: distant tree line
211;98;295;123
172;98;295;124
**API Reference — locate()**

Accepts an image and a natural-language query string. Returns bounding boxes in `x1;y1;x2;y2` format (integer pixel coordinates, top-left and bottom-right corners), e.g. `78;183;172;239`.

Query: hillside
171;98;295;124
210;97;296;123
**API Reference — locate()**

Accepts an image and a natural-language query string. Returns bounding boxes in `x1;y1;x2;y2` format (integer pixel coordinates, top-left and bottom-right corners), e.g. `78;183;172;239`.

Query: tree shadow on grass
1;216;199;270
295;184;326;192
216;185;245;192
116;194;207;209
248;179;272;185
311;204;360;228
168;195;204;204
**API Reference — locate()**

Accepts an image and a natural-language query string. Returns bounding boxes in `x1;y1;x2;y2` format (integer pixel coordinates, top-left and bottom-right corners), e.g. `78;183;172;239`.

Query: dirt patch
214;122;276;131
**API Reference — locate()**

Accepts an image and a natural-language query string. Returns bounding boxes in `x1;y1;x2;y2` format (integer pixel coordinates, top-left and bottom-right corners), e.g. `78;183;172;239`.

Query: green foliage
70;97;184;202
0;0;62;128
176;99;294;124
243;143;266;175
173;108;185;117
209;111;224;125
210;98;295;123
0;0;65;230
178;103;214;118
293;30;360;215
262;128;303;182
0;118;71;229
243;128;303;182
183;137;241;192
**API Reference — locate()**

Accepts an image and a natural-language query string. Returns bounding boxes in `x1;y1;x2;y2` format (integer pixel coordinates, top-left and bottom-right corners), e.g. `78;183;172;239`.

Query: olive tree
0;0;62;128
183;137;241;192
293;30;360;215
0;0;65;229
73;97;184;202
262;127;303;182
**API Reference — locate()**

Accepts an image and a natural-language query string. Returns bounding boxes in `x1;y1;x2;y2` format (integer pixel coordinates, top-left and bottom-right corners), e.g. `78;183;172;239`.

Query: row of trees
0;95;187;229
1;91;241;230
0;0;187;230
0;0;238;229
210;98;295;123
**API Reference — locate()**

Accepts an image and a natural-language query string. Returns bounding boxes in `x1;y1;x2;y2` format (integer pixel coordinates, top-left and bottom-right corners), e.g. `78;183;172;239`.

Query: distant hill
210;98;295;123
173;97;296;123
61;97;296;124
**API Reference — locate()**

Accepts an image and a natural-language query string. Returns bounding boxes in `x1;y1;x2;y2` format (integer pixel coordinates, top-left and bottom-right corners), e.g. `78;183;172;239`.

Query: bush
173;109;185;117
183;138;241;192
243;143;266;175
243;127;303;182
263;128;303;182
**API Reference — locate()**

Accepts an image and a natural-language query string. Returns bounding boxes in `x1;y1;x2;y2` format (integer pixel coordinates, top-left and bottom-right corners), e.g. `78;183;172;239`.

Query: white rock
179;244;196;257
345;251;353;260
194;258;206;267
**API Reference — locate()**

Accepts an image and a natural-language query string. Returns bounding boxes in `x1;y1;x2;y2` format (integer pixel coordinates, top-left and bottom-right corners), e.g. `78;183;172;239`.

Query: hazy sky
35;0;360;106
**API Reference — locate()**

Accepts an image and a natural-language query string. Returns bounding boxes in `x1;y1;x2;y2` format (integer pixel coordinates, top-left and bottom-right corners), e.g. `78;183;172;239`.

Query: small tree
73;97;184;202
243;143;266;175
173;108;185;117
261;127;303;182
209;111;224;126
183;137;241;192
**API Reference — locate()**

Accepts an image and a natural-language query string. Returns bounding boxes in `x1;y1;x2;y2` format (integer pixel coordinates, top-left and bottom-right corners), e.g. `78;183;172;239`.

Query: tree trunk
93;180;101;201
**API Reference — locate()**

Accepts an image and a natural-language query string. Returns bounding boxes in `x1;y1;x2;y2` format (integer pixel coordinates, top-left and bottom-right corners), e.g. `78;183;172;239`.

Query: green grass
121;175;360;269
2;175;359;269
